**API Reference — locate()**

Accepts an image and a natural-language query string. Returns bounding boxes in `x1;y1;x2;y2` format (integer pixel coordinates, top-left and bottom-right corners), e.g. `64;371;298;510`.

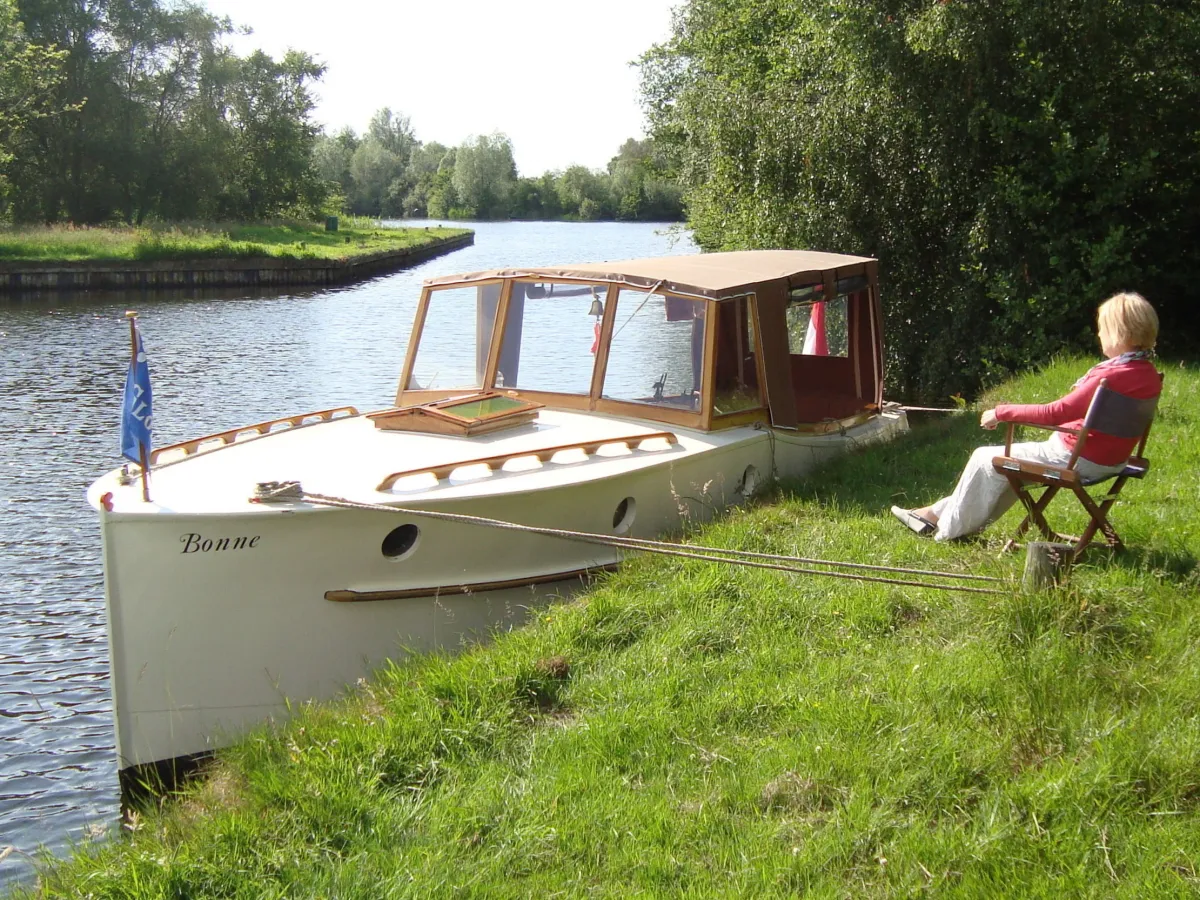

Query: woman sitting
892;292;1161;541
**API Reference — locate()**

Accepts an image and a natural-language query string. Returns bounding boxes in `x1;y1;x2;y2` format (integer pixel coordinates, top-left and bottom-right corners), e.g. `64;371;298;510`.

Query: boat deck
88;408;766;516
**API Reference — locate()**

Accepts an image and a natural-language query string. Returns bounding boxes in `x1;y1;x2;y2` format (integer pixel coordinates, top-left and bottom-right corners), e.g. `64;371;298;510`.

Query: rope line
252;482;1008;596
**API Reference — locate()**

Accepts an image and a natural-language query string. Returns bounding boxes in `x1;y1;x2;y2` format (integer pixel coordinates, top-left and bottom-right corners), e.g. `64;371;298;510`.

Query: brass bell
587;296;604;318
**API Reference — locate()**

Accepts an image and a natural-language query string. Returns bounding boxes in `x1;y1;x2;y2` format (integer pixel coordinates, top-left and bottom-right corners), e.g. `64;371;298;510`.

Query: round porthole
739;465;761;498
382;524;420;560
612;497;637;535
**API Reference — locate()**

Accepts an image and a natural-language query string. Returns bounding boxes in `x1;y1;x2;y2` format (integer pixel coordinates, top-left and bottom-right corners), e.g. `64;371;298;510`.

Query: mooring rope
252;481;1007;595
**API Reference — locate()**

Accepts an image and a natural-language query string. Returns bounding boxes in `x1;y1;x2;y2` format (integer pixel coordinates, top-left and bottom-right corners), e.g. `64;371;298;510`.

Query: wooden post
1023;541;1074;591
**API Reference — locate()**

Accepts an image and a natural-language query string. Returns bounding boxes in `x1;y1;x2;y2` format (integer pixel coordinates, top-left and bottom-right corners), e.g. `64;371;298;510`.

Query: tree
607;137;683;221
425;147;457;219
312;125;358;209
348;138;402;215
9;0;326;222
333;107;419;216
366;107;415;161
108;3;240;223
451;132;516;218
399;140;448;216
0;0;69;216
641;0;1200;400
556;164;611;220
224;49;326;219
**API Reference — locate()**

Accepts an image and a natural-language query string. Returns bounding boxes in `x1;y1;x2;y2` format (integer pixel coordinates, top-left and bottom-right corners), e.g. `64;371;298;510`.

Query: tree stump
1023;542;1075;591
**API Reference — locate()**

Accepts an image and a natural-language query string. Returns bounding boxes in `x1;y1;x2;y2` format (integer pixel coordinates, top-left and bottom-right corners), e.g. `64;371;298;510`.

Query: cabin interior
396;262;884;433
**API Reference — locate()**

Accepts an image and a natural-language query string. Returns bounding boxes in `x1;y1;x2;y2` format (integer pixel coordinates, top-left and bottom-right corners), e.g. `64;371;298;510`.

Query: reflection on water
0;220;695;885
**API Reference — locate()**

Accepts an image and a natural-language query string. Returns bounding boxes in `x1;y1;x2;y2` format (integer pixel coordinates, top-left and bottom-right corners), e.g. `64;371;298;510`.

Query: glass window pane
785;295;848;357
603;289;708;410
409;284;500;390
494;282;606;395
712;296;763;415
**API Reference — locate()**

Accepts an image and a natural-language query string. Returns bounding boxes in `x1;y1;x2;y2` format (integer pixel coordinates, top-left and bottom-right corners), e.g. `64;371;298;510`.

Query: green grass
19;358;1200;897
0;219;471;264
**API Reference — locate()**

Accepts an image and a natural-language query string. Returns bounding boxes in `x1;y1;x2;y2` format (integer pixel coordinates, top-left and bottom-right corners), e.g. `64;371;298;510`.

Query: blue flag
120;322;153;465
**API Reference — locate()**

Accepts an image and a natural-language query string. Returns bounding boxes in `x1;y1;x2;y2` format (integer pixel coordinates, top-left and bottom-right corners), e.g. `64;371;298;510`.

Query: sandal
890;506;936;536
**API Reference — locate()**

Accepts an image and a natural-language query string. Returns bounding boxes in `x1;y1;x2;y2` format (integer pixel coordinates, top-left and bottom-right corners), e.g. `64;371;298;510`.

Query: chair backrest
1081;377;1161;440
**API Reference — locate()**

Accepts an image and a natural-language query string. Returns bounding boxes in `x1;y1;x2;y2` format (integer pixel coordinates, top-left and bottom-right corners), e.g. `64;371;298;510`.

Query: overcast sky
200;0;682;176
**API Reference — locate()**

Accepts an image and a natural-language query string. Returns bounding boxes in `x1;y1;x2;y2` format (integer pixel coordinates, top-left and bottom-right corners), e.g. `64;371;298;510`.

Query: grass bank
0;219;471;264
20;358;1200;897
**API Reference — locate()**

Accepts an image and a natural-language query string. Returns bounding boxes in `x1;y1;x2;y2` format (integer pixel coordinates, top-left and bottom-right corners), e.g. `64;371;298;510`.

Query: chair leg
1000;478;1036;552
1072;486;1125;557
999;477;1062;550
1003;474;1035;533
1095;476;1131;547
1001;469;1138;561
1022;484;1060;542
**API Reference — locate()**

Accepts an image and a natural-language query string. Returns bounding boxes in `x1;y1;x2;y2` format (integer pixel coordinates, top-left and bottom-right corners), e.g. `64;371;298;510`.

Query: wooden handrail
150;406;359;463
376;430;679;492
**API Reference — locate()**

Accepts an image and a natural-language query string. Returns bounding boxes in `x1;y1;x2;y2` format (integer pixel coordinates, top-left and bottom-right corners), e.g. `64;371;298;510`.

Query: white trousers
930;435;1127;541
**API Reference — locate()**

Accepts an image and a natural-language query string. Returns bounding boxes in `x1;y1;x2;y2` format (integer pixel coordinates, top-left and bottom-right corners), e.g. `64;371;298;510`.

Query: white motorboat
86;250;907;779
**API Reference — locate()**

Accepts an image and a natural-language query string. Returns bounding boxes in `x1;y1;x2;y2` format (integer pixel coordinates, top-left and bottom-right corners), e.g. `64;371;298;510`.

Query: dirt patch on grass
760;772;843;814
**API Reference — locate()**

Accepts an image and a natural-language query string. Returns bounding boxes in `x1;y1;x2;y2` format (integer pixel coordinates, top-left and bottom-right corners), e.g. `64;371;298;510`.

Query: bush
642;0;1200;401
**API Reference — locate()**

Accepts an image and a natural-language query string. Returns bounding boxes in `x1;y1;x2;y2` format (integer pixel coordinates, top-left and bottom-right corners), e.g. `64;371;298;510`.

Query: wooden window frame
395;279;507;406
492;277;615;404
395;271;882;434
598;285;713;430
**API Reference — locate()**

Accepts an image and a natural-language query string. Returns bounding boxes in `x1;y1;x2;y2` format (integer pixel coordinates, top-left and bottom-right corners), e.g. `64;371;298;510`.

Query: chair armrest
1003;420;1080;455
991;455;1081;486
1003;421;1081;437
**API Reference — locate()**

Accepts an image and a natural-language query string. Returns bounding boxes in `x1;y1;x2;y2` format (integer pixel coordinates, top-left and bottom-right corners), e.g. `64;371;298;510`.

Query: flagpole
125;311;151;503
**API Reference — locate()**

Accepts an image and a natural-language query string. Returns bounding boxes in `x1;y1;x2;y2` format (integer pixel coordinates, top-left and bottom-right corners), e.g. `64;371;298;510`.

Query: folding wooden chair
991;376;1161;560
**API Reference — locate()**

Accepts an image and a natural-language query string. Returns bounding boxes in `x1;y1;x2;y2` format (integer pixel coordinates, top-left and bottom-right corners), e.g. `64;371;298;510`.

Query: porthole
612;497;636;535
382;524;420;560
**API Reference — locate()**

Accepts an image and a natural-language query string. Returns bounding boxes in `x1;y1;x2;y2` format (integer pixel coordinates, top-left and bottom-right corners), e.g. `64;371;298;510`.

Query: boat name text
180;533;261;554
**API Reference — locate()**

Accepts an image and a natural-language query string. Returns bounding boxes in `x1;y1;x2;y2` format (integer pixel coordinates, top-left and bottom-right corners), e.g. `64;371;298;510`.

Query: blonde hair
1098;292;1158;351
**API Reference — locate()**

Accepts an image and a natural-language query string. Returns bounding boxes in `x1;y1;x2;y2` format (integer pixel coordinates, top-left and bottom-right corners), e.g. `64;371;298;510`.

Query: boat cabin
394;250;883;433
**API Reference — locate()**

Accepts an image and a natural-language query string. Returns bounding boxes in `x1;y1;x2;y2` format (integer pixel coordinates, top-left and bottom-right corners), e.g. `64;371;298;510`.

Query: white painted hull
89;408;906;769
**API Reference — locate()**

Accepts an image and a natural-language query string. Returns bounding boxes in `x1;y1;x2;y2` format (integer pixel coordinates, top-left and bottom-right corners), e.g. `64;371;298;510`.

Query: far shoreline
0;222;473;293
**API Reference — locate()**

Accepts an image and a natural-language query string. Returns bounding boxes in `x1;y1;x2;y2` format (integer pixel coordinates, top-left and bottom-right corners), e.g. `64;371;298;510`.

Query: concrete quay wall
0;231;474;292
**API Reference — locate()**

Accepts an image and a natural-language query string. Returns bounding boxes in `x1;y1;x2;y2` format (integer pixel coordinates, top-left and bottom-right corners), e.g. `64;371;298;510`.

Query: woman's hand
980;408;999;430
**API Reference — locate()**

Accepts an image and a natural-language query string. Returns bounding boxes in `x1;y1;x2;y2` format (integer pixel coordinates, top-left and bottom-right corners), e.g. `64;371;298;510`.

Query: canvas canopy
423;249;876;300
411;249;885;432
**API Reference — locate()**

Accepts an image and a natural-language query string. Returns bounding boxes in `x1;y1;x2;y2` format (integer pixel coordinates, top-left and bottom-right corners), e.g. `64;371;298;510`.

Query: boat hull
94;409;907;769
98;434;770;769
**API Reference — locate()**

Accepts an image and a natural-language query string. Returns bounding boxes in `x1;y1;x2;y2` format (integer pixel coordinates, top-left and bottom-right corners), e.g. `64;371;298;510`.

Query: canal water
0;220;697;885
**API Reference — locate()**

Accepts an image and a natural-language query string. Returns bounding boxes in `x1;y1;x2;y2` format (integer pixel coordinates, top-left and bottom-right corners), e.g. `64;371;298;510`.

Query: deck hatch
368;391;543;437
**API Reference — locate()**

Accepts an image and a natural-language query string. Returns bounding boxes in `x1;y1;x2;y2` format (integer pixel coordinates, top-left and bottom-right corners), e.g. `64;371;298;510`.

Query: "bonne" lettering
180;532;261;554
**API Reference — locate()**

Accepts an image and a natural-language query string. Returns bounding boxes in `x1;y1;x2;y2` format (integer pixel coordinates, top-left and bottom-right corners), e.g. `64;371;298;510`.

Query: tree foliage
0;0;69;211
451;132;517;219
319;112;684;223
6;0;328;223
641;0;1200;400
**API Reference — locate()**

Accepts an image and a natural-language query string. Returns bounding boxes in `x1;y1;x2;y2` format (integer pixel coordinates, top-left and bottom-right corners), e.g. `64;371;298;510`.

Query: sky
201;0;682;176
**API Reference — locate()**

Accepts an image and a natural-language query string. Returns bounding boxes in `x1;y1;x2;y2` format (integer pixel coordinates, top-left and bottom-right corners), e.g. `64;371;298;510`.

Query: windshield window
408;284;501;390
493;282;607;395
602;289;708;409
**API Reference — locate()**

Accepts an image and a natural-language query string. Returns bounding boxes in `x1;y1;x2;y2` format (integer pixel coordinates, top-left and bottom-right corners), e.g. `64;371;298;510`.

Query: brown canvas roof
423;249;876;299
